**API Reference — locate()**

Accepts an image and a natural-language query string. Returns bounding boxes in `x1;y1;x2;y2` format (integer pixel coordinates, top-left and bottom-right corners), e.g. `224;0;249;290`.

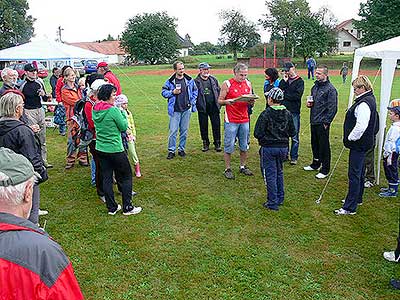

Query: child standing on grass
380;99;400;197
340;62;349;84
114;94;142;177
254;87;296;211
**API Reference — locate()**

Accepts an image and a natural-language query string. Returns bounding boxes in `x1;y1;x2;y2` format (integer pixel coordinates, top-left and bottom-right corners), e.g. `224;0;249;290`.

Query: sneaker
383;251;400;263
99;196;106;203
380;187;390;192
215;143;222;152
341;199;362;206
44;163;53;169
202;141;209;152
315;172;328;179
132;191;138;197
364;180;374;188
239;166;253;176
224;168;235;180
390;279;400;290
304;165;318;171
108;204;122;215
290;160;298;165
79;161;89;167
178;150;186;157
379;190;397;197
334;208;356;215
166;152;175;160
123;206;142;216
38;209;48;216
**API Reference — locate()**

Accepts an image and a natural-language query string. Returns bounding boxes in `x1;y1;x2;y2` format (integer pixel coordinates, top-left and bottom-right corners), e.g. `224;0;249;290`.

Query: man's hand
173;89;181;95
30;124;40;133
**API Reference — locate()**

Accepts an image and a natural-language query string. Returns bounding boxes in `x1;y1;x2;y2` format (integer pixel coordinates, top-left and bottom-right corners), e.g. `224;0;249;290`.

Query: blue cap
198;62;211;69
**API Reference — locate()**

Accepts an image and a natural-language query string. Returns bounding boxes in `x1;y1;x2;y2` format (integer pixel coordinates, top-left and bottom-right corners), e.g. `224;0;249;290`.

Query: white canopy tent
349;36;400;183
0;39;108;68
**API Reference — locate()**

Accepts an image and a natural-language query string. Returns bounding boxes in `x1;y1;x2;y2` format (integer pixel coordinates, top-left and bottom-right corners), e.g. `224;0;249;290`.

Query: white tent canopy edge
349;36;400;184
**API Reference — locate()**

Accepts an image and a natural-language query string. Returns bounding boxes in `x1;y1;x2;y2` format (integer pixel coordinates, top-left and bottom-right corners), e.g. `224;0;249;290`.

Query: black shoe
178;150;186;157
202;141;209;152
224;168;235;179
239;166;253;176
215;143;222;152
167;152;175;160
390;279;400;289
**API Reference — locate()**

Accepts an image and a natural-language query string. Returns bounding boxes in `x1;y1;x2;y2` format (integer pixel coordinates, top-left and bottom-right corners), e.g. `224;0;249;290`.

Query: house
68;40;127;64
336;19;363;53
177;34;194;57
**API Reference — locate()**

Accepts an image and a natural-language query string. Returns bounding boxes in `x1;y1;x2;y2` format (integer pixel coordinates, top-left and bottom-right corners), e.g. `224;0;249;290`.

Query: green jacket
92;101;128;153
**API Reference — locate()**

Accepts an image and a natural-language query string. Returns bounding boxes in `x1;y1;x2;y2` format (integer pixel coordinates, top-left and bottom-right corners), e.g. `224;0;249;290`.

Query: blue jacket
161;73;198;117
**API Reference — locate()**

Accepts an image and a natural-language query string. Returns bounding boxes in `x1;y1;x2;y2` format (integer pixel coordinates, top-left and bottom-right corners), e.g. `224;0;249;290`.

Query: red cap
97;61;108;68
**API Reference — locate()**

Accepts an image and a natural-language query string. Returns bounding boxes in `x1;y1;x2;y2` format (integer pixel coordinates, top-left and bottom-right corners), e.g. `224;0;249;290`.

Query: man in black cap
279;62;304;165
194;62;221;152
19;63;52;168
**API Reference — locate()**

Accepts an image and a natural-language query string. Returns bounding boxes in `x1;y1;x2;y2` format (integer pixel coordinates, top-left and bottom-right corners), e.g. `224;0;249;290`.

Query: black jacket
0;118;48;183
194;74;220;113
279;76;304;114
310;78;338;125
343;90;378;151
19;78;48;109
254;106;296;148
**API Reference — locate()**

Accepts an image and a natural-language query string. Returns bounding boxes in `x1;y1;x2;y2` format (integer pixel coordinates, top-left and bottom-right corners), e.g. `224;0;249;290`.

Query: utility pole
56;26;64;43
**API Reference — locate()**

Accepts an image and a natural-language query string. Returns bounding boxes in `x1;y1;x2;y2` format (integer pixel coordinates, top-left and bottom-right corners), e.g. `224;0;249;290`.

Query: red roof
68;41;126;55
336;19;354;31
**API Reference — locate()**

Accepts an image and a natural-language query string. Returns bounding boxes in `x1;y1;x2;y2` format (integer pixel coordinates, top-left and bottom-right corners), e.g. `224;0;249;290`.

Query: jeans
343;149;366;212
260;147;288;210
168;109;191;152
290;113;300;160
383;152;399;186
308;68;315;80
224;122;249;153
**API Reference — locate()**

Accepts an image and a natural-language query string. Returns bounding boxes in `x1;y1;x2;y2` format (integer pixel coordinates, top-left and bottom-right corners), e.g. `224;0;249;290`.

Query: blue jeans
343;149;366;212
260;147;288;210
168;109;191;152
224;122;249;153
290;113;300;160
308;67;315;79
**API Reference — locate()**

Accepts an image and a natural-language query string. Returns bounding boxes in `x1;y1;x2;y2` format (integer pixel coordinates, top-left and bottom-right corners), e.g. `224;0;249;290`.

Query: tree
219;9;261;60
260;0;310;56
121;12;179;64
0;0;35;49
354;0;400;45
103;34;116;41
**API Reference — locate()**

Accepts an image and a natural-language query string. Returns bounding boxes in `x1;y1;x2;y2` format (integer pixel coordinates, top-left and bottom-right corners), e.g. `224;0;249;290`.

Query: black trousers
310;124;331;174
89;140;104;197
97;150;133;213
198;109;221;146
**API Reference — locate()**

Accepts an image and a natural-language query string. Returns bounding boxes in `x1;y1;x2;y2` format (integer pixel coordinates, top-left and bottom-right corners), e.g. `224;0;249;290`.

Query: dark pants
198;108;221;146
28;184;40;224
97;150;134;213
343;149;366;212
290;113;300;161
89;140;104;197
308;68;315;80
383;152;399;185
260;147;288;210
310;124;331;174
364;146;375;183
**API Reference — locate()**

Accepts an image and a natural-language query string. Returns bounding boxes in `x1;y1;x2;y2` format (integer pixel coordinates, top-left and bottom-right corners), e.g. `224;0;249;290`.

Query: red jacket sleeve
84;101;94;131
56;77;64;103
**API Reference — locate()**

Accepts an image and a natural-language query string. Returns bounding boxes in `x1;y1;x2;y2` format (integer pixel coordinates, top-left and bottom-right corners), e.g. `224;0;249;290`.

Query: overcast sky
28;0;362;45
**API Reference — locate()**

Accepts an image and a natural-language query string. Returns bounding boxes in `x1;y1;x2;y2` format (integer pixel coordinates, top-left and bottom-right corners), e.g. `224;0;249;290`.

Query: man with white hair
0;147;84;299
0;67;19;95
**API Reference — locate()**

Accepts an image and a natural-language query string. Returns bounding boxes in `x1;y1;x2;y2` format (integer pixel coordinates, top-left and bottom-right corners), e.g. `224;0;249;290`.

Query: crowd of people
0;58;399;296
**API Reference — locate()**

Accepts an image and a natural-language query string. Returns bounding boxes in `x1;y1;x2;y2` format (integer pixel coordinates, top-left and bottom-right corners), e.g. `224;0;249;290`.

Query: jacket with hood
104;71;122;96
194;74;220;113
0;212;84;300
61;83;82;120
92;101;128;153
310;78;338;125
0;118;48;183
161;73;198;117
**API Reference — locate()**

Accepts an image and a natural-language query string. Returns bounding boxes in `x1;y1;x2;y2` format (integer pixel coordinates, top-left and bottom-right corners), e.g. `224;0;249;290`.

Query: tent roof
0;39;108;61
355;36;400;59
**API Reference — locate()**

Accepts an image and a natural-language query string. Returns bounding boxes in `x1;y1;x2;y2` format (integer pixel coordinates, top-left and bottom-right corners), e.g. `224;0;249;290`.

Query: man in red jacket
0;147;84;299
97;61;122;95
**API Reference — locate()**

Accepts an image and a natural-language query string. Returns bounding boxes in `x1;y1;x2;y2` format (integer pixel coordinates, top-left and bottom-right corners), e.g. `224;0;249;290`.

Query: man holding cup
161;61;198;159
303;65;338;179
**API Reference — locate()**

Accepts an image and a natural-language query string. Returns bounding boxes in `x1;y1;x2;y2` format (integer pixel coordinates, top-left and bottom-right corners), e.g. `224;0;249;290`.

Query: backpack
71;97;95;147
53;104;66;125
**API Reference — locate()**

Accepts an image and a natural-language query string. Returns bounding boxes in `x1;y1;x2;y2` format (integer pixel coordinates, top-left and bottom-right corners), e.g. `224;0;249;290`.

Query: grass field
41;67;400;299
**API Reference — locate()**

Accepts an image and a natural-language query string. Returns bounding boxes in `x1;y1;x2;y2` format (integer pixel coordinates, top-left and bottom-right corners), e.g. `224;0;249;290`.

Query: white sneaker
123;206;142;216
99;196;106;203
108;204;122;215
364;181;374;188
383;251;400;262
303;165;317;171
315;173;328;179
334;208;356;215
38;209;48;216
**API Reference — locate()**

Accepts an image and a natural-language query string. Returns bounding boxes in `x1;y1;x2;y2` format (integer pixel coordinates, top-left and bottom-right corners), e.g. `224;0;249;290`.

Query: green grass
41;69;400;299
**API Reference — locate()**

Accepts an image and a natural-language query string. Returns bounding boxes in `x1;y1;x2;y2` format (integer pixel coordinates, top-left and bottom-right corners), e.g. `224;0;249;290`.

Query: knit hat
266;87;284;102
114;94;128;107
0;147;38;187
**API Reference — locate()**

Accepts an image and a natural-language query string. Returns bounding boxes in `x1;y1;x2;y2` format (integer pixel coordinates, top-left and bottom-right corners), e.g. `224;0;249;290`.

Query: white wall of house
178;48;189;57
337;31;361;53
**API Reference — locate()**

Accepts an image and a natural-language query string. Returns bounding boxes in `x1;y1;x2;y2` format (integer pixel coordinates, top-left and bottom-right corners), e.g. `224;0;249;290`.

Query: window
343;41;351;47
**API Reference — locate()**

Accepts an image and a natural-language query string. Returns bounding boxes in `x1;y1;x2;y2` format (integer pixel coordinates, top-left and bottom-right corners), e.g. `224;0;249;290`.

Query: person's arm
324;87;338;125
161;79;179;99
56;78;63;103
218;81;233;106
254;111;267;141
348;102;371;141
113;108;128;132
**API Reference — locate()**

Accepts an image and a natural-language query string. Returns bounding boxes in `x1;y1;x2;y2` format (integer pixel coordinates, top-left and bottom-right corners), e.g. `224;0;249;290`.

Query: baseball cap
97;61;108;68
266;87;284;102
282;62;294;72
0;147;37;187
198;62;211;69
114;94;128;107
388;99;400;114
24;63;37;72
90;79;107;92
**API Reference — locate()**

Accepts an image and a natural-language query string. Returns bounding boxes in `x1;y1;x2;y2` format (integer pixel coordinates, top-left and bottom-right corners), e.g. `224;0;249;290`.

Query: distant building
177;34;194;57
68;40;127;64
336;19;363;53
